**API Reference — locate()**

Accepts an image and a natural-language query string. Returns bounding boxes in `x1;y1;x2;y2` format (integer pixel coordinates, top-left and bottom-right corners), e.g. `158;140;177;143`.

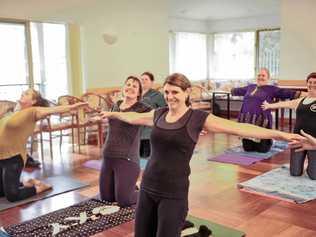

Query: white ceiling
0;0;280;22
169;0;280;21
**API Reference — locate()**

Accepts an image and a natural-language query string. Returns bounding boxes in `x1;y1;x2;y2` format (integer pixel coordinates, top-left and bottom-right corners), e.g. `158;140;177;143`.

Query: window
0;22;29;100
169;29;280;83
257;29;280;78
0;20;69;102
31;22;69;101
212;32;255;81
169;32;207;81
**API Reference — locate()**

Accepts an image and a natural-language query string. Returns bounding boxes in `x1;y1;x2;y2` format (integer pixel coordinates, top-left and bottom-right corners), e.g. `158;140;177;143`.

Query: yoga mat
208;153;266;165
4;199;134;237
238;165;316;203
0;176;89;212
187;215;245;237
208;141;288;165
83;158;148;170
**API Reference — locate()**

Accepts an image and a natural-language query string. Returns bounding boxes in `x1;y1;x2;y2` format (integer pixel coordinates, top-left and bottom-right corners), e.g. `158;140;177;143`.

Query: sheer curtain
211;32;255;81
0;22;29;100
169;32;207;81
31;22;69;101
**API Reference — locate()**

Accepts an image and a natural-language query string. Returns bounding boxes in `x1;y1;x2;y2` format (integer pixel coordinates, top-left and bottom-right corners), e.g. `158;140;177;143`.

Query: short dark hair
125;76;143;101
306;72;316;81
141;71;154;81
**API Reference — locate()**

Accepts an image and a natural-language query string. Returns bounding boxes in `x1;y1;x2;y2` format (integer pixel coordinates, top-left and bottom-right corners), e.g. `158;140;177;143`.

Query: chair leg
71;127;75;153
49;130;53;159
40;131;44;161
30;136;34;155
98;123;103;147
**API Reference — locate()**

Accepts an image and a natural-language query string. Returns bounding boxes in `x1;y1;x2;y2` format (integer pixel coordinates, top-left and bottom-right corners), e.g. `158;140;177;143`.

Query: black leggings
140;139;151;158
99;157;140;207
290;149;316;180
242;138;273;153
135;189;188;237
0;155;36;202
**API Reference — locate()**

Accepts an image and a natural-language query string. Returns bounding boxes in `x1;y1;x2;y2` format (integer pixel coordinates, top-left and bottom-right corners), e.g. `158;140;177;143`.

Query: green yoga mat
187;215;246;237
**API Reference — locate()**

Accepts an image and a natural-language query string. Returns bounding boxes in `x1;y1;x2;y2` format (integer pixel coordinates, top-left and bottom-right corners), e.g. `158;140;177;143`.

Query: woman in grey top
99;76;151;207
139;71;166;158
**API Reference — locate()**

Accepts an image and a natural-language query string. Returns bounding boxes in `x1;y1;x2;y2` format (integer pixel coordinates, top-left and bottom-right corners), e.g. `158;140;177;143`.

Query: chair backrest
103;89;122;109
57;95;83;106
0;100;17;118
81;92;112;112
190;85;207;101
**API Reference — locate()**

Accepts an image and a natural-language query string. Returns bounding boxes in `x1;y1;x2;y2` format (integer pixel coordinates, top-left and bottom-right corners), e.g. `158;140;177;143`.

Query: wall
0;0;169;91
279;0;316;80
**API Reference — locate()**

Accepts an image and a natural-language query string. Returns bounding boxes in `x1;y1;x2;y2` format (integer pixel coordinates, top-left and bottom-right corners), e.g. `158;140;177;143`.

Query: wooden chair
80;92;111;147
0;100;16;117
190;85;212;111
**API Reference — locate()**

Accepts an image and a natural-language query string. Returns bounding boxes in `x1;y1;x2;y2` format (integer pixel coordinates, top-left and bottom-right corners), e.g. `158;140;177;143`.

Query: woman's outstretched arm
203;113;303;142
35;102;88;120
99;110;154;127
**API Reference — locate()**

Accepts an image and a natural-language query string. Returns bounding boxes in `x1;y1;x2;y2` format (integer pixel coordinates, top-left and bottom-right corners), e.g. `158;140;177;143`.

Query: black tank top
103;101;151;163
294;98;316;136
141;107;209;199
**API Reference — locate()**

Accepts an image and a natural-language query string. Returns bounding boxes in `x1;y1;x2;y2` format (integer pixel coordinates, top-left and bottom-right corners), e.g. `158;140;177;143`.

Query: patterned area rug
238;165;316;203
4;199;135;237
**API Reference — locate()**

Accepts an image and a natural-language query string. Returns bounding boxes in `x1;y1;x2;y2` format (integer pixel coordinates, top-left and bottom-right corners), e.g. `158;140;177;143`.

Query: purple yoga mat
83;159;102;170
208;153;266;165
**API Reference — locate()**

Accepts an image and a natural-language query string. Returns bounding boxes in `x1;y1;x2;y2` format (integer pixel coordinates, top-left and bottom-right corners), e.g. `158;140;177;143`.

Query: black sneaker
25;155;41;168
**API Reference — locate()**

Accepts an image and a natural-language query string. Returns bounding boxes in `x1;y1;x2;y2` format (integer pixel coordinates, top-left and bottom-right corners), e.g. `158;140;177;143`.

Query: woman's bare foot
35;181;52;194
23;178;41;187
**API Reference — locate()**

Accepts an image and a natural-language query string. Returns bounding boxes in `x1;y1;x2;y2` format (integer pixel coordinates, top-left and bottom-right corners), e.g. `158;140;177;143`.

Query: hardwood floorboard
0;129;314;237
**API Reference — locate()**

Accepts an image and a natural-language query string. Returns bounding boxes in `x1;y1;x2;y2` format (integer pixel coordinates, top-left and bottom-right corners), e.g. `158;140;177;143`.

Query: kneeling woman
0;89;86;202
99;73;302;237
99;76;151;207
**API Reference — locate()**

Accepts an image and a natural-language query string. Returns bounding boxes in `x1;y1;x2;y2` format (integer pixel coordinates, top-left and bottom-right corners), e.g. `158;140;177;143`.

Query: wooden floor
1;130;316;237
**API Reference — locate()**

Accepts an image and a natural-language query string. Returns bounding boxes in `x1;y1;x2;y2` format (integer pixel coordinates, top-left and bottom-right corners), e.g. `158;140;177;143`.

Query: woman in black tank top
262;72;316;179
99;76;151;207
100;73;303;237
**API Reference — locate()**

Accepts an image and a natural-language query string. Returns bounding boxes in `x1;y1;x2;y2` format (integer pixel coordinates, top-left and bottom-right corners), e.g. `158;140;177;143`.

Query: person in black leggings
99;76;151;207
0;89;87;202
100;73;303;237
262;72;316;179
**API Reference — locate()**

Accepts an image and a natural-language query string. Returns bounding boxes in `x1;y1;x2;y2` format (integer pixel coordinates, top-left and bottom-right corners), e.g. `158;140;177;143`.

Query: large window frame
0;18;70;101
169;28;281;83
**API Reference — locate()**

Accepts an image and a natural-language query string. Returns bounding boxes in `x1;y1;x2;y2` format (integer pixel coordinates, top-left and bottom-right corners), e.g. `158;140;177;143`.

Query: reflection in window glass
258;30;280;78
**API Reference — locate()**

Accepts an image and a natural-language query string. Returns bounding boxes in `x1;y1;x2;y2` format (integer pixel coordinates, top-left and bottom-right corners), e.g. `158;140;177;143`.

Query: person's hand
89;115;103;123
280;132;305;142
261;100;271;110
71;102;89;110
99;111;113;119
289;130;316;151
